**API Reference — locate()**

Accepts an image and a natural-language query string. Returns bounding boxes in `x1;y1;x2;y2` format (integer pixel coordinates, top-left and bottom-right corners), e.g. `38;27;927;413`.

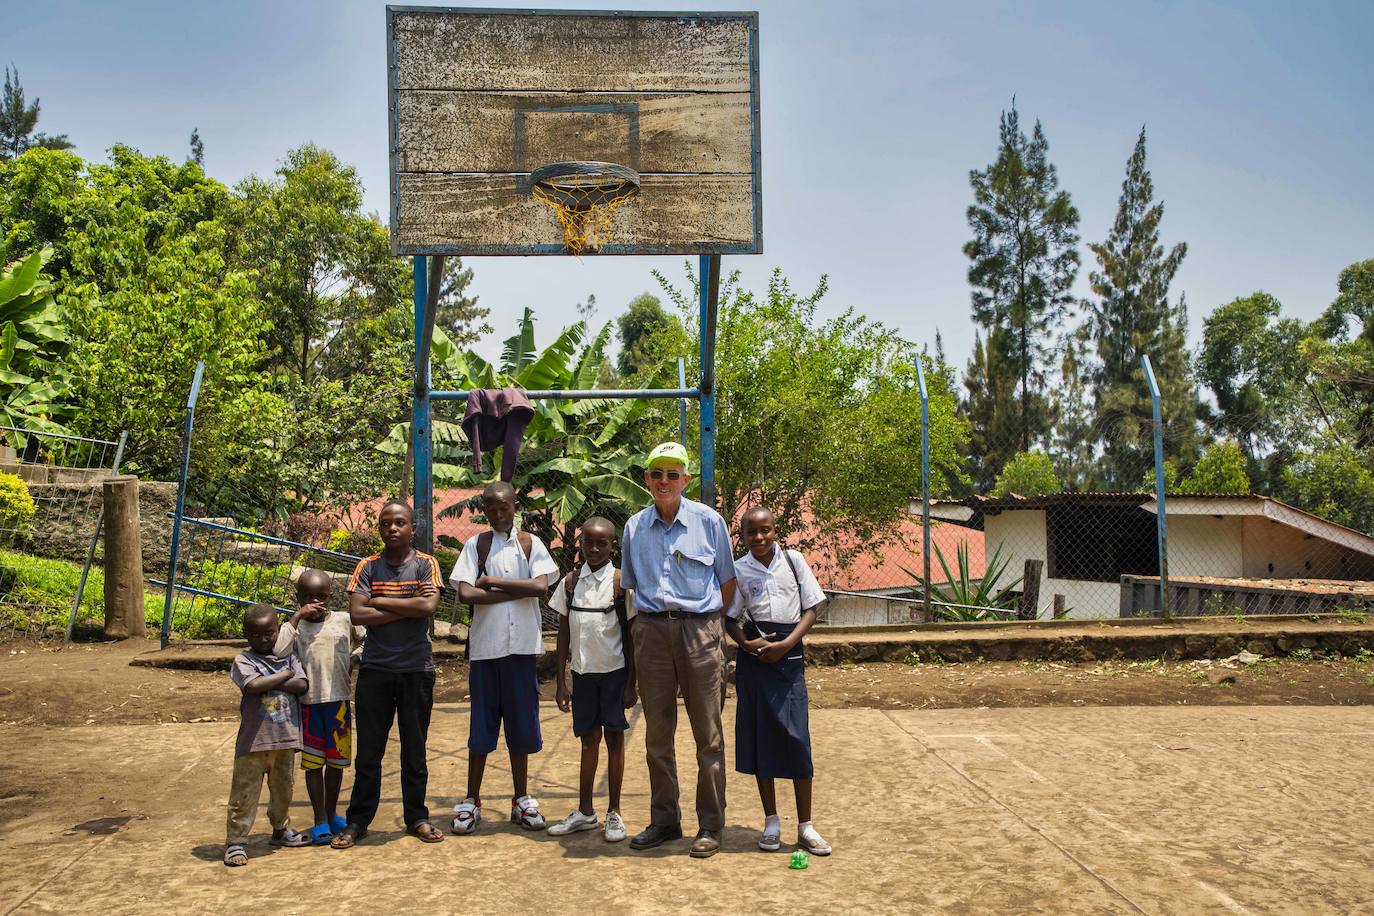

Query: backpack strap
780;547;804;616
475;530;494;579
563;564;581;601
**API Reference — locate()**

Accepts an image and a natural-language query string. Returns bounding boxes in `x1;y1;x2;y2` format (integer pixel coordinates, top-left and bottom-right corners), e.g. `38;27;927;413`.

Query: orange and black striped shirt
348;551;441;672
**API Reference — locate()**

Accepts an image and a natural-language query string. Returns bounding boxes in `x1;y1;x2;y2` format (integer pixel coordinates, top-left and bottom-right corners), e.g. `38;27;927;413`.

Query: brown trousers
225;747;295;845
633;613;726;831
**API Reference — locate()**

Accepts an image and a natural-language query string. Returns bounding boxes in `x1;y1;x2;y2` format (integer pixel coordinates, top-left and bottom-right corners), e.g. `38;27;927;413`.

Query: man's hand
622;679;638;710
555;679;572;713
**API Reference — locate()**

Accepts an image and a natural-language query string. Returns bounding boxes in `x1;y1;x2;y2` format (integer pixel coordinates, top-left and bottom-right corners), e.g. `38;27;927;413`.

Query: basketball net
530;163;640;256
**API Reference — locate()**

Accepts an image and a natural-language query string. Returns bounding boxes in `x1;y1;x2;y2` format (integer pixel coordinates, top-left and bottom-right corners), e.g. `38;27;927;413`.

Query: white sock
763;814;781;834
799;821;822;841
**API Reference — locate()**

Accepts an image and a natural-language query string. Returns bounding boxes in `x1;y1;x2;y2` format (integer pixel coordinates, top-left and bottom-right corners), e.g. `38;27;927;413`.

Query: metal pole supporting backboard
677;357;688;445
412;255;435;553
698;254;721;507
914;358;932;621
160;361;205;647
63;429;128;645
1141;354;1170;616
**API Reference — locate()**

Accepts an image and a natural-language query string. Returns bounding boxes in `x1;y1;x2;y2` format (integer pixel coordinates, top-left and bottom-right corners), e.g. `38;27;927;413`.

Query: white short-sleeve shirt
727;548;826;624
450;528;560;661
547;562;637;675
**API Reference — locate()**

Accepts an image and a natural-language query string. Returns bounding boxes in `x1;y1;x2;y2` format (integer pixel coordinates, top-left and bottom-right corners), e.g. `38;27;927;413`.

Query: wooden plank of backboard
392;12;753;93
394;172;756;254
396;91;754;175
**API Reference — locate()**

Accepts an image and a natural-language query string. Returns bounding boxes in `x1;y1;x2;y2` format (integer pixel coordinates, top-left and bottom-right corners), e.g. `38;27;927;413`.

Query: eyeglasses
648;469;684;481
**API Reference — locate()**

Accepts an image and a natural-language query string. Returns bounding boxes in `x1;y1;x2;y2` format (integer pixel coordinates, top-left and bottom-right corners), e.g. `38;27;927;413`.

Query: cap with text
646;441;692;471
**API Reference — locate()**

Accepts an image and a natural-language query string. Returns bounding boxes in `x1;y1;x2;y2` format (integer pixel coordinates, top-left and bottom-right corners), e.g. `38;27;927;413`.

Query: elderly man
621;441;736;858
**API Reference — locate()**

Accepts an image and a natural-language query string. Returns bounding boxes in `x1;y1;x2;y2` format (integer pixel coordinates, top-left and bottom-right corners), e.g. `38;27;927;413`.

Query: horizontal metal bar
0;425;119;447
166;514;363;563
432;387;700;402
147;579;291;616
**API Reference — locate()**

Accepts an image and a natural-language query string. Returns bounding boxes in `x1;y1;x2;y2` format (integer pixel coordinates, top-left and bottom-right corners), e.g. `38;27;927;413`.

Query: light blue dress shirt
620;498;736;614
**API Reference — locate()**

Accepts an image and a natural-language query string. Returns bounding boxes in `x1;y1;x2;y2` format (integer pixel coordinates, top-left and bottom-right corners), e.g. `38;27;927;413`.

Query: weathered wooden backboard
386;7;762;256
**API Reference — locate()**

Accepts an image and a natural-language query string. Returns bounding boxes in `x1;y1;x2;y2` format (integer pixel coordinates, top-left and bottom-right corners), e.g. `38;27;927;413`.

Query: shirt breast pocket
670;548;715;599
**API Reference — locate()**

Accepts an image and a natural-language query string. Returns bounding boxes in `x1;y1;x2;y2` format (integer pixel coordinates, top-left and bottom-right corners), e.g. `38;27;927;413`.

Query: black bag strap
780;546;805;616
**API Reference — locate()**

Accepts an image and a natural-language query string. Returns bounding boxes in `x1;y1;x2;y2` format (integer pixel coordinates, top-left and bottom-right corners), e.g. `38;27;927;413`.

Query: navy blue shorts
571;667;630;738
468;654;543;755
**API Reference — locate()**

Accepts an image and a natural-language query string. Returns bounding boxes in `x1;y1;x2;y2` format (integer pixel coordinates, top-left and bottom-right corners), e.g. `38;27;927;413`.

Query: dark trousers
345;666;435;830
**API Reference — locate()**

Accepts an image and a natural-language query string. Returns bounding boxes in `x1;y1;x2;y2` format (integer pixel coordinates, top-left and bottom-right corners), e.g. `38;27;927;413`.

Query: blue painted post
1141;354;1170;616
160;361;205;648
413;255;434;553
914;358;932;621
698;255;720;507
677;357;688;445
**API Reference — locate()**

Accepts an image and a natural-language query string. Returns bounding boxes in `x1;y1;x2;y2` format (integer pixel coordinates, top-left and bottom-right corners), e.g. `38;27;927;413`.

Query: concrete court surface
3;703;1373;915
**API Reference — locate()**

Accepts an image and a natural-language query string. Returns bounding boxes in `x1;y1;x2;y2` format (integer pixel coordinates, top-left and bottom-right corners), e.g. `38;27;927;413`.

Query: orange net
530;162;640;256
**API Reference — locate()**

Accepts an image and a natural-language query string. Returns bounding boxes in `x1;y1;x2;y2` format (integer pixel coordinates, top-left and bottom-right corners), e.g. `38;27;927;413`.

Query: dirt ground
4;640;1374;913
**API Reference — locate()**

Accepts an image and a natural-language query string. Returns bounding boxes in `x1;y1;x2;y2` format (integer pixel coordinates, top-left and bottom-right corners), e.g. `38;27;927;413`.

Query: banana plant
0;247;73;443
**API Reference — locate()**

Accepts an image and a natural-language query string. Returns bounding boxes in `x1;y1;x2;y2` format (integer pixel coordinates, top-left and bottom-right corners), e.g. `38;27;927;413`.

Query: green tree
189;128;204;167
1083;127;1200;487
992;450;1061;497
616;293;678;377
435;256;489;347
964;102;1079;453
647;264;967;558
0;67;71;161
962;328;1021;490
1049;328;1099;490
1180;440;1249;494
1280;433;1374;533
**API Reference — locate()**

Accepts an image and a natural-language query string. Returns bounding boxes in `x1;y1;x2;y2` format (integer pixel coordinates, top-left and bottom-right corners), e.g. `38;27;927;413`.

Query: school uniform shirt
274;611;360;705
348;551;443;673
548;562;637;675
451;529;560;661
727;548;826;624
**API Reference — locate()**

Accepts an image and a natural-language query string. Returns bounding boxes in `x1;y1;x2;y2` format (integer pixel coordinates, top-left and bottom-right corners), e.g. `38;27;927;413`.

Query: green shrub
177;558;292;639
0;472;36;539
328;526;382;557
992;451;1061;498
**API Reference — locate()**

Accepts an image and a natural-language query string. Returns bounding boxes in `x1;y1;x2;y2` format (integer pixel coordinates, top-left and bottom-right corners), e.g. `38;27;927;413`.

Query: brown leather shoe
689;829;721;858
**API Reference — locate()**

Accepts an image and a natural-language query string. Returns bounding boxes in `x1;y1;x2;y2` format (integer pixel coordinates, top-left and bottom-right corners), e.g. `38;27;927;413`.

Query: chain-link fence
0;426;126;640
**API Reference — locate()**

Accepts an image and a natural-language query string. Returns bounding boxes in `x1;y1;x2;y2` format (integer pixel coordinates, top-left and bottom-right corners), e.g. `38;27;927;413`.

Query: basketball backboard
386;7;762;256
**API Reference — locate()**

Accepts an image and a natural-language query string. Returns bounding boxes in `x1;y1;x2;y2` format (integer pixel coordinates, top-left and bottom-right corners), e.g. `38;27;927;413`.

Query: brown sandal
330;824;367;849
410;820;444;843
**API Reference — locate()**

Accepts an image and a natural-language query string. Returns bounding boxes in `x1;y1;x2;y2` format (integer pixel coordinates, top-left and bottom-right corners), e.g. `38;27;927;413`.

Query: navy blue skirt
735;620;813;779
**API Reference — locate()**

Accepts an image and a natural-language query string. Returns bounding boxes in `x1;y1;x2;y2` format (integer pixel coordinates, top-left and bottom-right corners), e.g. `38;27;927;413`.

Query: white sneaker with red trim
511;795;546;830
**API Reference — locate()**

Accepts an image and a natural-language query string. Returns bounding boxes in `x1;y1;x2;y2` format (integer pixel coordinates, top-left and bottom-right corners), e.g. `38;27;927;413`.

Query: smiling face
742;509;777;563
580;519;615;568
378;502;415;551
644;460;690;512
244;606;280;654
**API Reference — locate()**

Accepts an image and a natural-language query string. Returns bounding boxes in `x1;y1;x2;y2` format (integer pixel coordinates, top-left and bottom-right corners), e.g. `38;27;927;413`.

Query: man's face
580;524;614;567
743;513;777;562
378;505;414;550
483;491;516;533
245;614;279;655
644;461;690;506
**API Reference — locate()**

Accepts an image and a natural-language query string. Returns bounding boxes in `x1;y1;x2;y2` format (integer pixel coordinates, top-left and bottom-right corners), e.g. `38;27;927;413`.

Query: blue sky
6;0;1373;372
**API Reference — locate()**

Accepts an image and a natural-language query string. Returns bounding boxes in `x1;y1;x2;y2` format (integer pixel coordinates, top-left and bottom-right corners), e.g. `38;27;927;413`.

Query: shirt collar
581;561;612;583
650;499;689;530
742;548;780;573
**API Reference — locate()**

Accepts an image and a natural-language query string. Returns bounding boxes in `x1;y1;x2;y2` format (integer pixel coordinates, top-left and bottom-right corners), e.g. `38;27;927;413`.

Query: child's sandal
309;823;334;845
269;828;310;848
329;814;347;834
223;843;248;867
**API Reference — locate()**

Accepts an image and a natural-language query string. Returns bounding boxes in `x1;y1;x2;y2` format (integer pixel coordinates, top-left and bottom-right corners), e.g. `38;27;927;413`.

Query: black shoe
689;829;721;858
629;822;683;850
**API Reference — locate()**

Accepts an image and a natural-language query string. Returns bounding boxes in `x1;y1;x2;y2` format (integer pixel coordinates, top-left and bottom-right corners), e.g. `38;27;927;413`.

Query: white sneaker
547;809;599;836
604;810;626;842
511;795;546;830
451;798;481;835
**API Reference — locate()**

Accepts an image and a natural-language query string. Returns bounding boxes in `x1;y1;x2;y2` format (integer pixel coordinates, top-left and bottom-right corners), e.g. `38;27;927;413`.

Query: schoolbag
564;564;631;662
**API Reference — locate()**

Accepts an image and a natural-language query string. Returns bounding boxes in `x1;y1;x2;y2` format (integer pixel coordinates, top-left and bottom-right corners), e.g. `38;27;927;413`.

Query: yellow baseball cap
646;441;692;471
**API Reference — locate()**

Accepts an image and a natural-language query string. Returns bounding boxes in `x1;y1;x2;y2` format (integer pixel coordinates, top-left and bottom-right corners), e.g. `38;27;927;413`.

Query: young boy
546;516;637;842
332;499;445;848
449;481;560;834
725;507;832;856
224;603;310;866
274;568;360;845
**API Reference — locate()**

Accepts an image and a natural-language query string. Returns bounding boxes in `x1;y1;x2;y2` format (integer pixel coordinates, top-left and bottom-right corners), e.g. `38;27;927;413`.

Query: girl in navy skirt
725;507;832;856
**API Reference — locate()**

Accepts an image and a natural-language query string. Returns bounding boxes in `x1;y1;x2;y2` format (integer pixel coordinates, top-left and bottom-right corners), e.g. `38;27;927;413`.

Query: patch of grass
903;650;945;666
1353;647;1373;662
1289;647;1314;661
0;547;162;636
1337;608;1369;625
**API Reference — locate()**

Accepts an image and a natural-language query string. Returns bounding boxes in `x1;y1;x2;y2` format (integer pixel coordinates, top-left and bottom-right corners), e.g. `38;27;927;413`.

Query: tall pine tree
963;329;1024;490
1083;127;1200;488
964;102;1080;457
0;66;72;159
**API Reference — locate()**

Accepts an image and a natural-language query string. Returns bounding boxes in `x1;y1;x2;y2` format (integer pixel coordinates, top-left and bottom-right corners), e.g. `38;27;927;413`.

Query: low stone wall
23;479;177;574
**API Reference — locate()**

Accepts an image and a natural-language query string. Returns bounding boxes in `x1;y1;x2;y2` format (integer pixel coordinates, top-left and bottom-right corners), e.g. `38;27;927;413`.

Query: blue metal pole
677;357;688;445
1141;354;1170;616
413;255;434;553
698;255;720;507
914;357;932;622
160;361;205;647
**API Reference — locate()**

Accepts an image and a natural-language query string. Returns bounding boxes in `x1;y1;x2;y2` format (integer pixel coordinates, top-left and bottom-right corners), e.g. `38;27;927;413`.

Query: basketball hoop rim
530;161;641;211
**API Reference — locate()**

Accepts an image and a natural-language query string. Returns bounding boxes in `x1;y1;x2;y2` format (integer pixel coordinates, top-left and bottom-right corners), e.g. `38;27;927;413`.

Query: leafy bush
992;450;1061;498
0;471;36;539
177;558;291;639
328;526;382;557
1180;440;1250;494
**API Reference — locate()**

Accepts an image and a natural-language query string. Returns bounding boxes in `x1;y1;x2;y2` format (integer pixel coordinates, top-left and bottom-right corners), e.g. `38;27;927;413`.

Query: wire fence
0;426;126;640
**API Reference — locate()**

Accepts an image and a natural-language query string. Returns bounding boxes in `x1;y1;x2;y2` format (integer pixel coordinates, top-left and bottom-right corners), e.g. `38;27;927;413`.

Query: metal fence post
1141;354;1170;616
160;361;205;647
63;429;128;645
914;357;932;621
698;254;720;507
412;255;435;553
